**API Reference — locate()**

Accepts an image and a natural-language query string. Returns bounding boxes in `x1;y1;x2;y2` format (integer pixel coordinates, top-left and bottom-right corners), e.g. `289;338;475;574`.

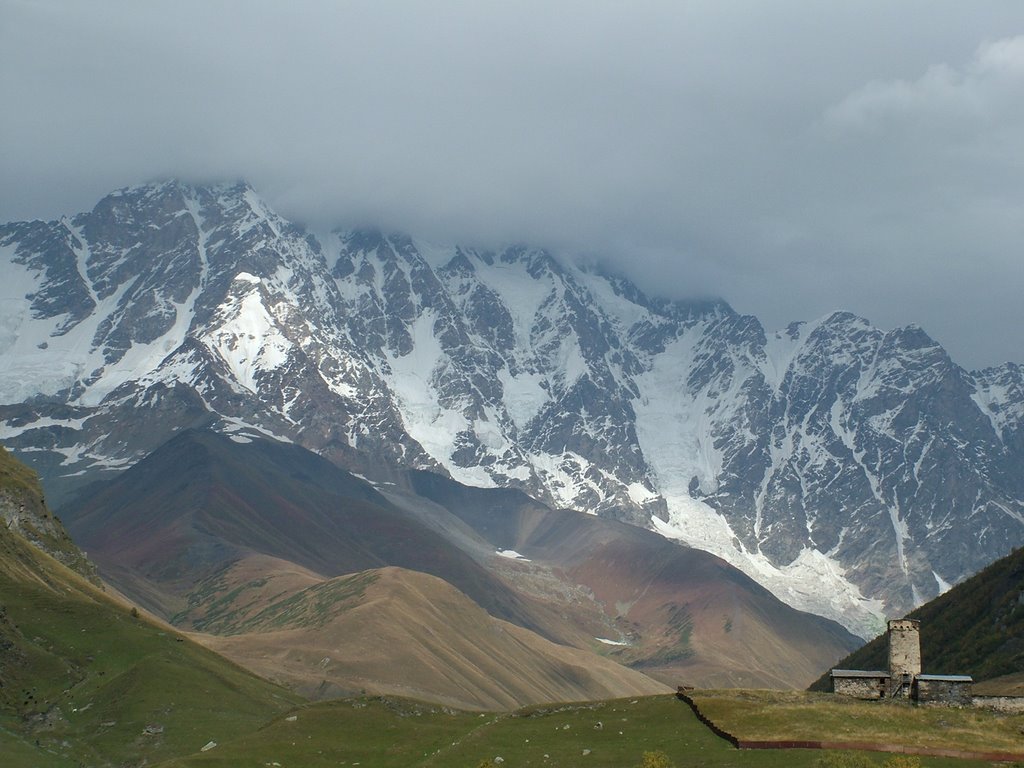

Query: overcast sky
2;1;1023;368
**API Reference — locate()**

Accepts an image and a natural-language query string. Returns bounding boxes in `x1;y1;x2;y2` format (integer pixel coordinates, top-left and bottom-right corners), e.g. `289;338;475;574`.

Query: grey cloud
2;1;1023;367
824;36;1024;131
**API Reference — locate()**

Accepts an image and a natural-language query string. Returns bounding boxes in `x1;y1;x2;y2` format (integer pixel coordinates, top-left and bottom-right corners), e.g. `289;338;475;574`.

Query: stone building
830;619;974;705
886;618;922;698
915;674;974;706
830;669;888;699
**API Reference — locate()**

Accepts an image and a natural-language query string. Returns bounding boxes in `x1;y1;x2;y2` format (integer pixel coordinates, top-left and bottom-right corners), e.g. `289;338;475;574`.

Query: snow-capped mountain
2;180;1022;637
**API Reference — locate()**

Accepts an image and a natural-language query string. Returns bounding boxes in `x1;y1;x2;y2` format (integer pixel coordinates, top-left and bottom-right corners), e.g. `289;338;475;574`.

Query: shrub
635;750;674;768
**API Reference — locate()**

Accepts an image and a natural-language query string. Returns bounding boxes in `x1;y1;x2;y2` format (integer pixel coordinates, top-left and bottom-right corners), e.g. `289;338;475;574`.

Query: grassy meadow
153;694;1015;768
690;689;1024;754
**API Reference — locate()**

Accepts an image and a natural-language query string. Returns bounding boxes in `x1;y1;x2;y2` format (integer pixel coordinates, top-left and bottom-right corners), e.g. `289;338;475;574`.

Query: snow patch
971;375;1024;441
499;464;532;482
572;268;650;333
497;367;547;430
464;249;553;347
64;219;100;306
888;505;911;575
529;451;599;512
219;417;294;443
651;495;885;639
0;243;90;402
626;482;659;505
202;284;292;394
496;549;530;561
385;311;497;489
633;326;725;498
0;416;87;440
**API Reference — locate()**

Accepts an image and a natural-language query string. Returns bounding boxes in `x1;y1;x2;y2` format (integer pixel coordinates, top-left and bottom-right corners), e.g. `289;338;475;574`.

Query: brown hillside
407;471;860;689
59;430;859;695
59;430;554;638
193;563;671;710
563;534;854;688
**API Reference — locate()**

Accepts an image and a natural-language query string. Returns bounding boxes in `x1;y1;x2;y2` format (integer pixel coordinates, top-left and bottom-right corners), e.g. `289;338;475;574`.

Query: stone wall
834;676;886;699
972;696;1024;713
915;679;972;707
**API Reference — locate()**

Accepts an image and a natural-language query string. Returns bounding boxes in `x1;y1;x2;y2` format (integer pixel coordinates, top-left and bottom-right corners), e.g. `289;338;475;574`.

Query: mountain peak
1;181;1022;638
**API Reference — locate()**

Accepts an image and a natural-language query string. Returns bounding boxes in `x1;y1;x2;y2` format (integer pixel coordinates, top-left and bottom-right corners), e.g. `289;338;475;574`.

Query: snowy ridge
2;181;1023;637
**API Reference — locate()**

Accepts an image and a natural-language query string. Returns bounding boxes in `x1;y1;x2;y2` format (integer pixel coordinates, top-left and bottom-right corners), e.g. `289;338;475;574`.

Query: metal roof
831;669;889;678
916;674;973;682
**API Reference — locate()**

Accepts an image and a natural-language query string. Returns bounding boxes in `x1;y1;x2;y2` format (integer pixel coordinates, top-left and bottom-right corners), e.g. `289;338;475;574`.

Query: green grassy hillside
811;546;1024;690
0;522;301;767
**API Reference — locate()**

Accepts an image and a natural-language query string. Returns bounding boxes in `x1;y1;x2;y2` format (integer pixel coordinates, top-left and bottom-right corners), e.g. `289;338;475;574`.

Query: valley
53;428;857;697
0;182;1021;767
0;314;1019;767
0;507;301;766
5;5;1024;764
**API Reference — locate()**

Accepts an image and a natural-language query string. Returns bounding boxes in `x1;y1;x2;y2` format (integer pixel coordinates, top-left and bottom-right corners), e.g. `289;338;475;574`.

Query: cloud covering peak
2;1;1023;367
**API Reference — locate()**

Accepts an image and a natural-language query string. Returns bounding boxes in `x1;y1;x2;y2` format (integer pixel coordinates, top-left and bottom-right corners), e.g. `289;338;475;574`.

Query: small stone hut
830;668;888;699
915;674;974;706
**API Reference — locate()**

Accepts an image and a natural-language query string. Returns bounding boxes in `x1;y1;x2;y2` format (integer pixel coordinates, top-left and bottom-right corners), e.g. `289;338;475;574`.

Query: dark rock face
1;181;1022;632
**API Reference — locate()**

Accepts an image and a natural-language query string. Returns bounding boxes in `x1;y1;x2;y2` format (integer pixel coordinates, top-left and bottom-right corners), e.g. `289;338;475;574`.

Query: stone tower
887;618;921;697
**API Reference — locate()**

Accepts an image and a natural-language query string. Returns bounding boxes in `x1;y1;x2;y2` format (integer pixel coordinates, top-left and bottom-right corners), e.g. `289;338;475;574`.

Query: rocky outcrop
0;446;99;584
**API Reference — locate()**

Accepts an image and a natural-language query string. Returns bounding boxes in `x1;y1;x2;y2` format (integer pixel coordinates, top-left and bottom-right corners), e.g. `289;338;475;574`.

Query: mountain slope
2;180;1023;634
406;470;858;688
0;456;300;766
193;564;671;710
59;429;857;690
810;544;1024;690
0;444;97;584
58;429;547;638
